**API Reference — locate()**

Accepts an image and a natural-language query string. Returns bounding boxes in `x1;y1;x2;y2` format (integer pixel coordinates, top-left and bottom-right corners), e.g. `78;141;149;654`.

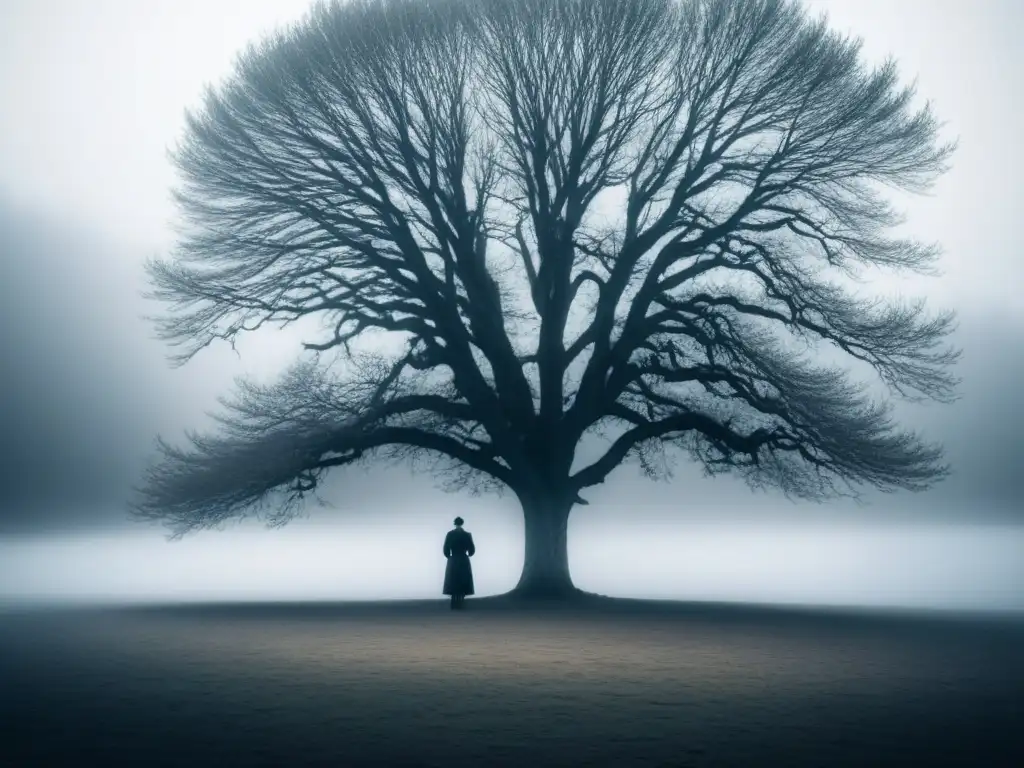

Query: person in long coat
443;516;475;609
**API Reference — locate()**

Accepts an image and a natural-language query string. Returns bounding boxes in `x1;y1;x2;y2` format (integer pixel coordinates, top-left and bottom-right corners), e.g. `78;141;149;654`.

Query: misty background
1;0;1021;609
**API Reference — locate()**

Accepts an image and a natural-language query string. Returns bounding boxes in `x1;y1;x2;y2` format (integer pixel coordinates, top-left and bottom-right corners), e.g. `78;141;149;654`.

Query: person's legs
450;595;457;610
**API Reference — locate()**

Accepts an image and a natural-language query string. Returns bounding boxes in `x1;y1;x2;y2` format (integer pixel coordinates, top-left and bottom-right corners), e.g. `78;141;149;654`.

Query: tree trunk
511;494;579;599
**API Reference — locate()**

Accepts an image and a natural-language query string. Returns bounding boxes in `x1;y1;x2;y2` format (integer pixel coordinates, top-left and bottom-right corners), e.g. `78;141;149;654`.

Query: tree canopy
134;0;958;571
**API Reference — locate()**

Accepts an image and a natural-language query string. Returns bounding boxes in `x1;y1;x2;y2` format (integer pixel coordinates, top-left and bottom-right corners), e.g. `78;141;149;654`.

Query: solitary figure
443;516;475;610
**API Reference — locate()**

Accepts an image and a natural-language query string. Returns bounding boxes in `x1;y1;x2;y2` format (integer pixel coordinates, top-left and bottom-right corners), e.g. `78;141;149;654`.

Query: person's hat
453;516;464;526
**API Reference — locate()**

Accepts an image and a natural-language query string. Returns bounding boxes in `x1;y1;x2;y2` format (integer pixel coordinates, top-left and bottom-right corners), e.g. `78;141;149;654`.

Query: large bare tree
134;0;959;598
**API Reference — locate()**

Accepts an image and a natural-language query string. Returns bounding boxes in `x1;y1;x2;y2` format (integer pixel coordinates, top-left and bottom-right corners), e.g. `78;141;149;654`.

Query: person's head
453;516;464;527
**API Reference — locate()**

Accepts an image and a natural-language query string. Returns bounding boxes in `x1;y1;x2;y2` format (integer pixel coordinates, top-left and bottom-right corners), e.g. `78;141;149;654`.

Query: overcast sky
0;0;1021;607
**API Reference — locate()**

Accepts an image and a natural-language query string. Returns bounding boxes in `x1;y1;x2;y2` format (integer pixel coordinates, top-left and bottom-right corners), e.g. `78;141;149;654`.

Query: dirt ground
1;597;1022;767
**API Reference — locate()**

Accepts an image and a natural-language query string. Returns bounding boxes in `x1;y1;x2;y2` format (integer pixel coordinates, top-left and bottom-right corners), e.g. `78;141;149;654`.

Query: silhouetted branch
131;360;512;537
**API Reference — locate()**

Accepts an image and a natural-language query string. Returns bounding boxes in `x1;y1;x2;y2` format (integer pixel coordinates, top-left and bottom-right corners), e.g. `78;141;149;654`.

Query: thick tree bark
511;494;579;598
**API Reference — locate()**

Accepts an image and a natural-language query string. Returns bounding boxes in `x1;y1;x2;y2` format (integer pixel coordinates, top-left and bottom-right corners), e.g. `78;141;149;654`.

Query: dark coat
442;527;475;596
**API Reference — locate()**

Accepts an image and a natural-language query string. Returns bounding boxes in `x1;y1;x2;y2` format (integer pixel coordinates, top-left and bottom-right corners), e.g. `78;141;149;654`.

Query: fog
1;0;1021;611
3;518;1023;612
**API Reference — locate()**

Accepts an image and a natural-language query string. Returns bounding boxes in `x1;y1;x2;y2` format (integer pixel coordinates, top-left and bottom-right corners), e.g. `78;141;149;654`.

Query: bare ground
1;596;1022;767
